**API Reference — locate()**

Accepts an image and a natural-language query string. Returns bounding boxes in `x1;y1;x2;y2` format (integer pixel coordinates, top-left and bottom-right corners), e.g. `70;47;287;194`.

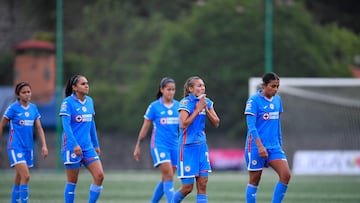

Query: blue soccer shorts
245;146;287;171
8;148;33;168
62;148;100;169
151;145;178;168
177;142;211;181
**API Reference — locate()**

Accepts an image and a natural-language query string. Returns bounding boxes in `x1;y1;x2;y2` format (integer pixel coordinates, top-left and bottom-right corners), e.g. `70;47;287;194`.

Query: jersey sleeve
33;104;41;119
244;97;257;116
3;105;14;120
59;100;71;116
61;115;79;148
90;118;99;148
246;114;260;139
144;103;154;121
178;98;190;113
206;98;214;109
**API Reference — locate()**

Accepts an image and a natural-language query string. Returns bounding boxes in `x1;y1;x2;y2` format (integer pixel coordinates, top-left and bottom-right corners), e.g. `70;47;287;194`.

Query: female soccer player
172;76;220;203
59;75;104;203
133;77;179;203
0;82;48;203
244;72;291;203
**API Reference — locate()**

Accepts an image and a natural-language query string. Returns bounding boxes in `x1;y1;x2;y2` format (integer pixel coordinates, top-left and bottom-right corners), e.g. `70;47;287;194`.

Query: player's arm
205;105;220;128
90;118;100;155
61;115;81;156
246;114;268;159
179;98;206;129
133;118;152;161
34;118;48;158
0;117;9;145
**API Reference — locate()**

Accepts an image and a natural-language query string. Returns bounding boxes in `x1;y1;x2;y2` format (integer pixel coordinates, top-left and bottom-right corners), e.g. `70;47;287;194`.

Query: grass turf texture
0;169;359;203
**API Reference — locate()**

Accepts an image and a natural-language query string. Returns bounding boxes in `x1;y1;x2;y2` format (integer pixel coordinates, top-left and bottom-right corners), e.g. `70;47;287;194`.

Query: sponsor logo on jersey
160;117;179;125
75;114;93;122
262;112;279;120
199;109;206;115
19;120;34;126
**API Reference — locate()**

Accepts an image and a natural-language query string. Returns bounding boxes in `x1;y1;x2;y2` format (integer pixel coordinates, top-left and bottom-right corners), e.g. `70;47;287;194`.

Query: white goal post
249;77;360;95
248;77;360;108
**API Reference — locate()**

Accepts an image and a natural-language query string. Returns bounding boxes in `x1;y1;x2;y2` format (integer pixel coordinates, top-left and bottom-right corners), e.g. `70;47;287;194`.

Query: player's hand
74;145;82;156
42;146;48;158
258;146;268;159
95;147;101;156
196;94;207;110
133;145;141;161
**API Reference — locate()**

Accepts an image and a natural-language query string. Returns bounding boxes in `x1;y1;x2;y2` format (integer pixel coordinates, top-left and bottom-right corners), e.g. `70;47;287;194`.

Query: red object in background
209;149;246;170
13;40;56;104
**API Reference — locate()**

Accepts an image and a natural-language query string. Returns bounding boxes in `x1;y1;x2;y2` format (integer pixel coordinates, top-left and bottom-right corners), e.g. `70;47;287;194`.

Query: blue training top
145;97;179;148
3;100;41;150
244;90;283;149
59;94;99;151
178;94;213;144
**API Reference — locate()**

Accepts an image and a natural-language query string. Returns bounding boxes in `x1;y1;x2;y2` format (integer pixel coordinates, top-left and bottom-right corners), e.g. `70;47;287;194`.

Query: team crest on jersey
185;166;191;172
82;106;87;112
167;110;173;115
270;103;274;109
252;160;257;165
71;153;77;158
17;153;23;158
160;152;165;158
25;112;29;117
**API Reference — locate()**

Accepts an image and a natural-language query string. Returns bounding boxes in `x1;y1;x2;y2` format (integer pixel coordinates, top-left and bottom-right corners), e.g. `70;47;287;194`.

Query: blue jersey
59;94;98;151
145;97;179;148
244;90;283;149
178;94;213;144
3;100;41;150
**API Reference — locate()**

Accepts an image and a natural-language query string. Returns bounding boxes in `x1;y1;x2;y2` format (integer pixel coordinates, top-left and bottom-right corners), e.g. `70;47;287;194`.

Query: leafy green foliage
3;0;358;134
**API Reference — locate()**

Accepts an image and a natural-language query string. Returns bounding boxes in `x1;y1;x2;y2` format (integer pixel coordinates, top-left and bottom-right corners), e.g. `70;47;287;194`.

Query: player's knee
280;171;291;184
22;173;30;183
94;172;104;183
181;184;194;195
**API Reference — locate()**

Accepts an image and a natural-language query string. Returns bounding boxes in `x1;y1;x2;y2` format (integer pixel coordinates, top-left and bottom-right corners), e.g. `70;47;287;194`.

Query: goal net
248;77;360;170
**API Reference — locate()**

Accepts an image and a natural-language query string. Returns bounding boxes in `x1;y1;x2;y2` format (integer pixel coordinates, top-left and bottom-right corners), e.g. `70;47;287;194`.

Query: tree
135;0;359;137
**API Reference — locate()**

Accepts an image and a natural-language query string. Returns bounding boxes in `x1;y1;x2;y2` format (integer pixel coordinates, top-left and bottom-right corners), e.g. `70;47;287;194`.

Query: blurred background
0;0;359;173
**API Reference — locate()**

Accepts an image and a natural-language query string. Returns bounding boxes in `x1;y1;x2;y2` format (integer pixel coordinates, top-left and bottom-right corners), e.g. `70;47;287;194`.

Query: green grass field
0;169;359;203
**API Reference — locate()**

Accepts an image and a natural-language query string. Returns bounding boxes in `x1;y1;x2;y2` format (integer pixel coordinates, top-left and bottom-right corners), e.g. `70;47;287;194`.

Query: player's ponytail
65;75;80;97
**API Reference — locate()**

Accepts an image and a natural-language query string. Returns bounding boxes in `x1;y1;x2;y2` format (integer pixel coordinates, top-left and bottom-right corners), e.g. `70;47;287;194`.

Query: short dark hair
262;72;280;85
